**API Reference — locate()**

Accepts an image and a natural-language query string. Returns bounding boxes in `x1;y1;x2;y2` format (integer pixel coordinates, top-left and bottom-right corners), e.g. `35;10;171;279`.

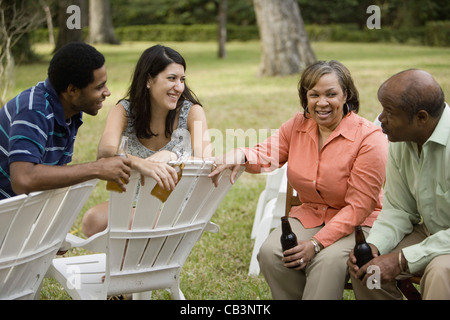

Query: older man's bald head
378;69;445;120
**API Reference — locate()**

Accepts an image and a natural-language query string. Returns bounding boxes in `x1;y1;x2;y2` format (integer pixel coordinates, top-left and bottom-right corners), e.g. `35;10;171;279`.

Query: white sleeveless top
120;99;193;158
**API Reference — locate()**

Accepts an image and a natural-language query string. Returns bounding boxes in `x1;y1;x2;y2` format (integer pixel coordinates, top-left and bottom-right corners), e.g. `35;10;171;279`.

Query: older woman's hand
281;240;316;270
208;149;246;187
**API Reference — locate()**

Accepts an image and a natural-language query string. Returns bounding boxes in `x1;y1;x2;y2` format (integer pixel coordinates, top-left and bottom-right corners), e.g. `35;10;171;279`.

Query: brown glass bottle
151;163;185;202
354;225;373;268
106;136;128;193
280;216;298;255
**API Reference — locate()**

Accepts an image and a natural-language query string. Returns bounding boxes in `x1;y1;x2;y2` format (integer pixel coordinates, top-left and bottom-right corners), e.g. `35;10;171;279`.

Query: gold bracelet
311;238;321;254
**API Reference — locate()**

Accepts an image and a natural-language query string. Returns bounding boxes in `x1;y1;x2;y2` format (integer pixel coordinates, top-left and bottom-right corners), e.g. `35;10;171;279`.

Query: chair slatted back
105;160;240;295
0;179;98;299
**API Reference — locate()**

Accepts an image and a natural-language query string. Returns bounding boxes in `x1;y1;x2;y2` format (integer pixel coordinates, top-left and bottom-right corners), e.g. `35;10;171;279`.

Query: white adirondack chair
47;160;242;300
248;166;288;275
250;164;286;240
0;179;98;300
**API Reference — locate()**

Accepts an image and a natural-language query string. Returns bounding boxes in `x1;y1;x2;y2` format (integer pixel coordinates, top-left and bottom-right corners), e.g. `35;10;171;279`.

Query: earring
343;103;350;115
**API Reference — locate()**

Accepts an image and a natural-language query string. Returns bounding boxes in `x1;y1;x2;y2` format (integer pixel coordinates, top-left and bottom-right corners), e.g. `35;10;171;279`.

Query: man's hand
348;244;403;285
361;252;403;285
96;156;132;192
347;243;379;281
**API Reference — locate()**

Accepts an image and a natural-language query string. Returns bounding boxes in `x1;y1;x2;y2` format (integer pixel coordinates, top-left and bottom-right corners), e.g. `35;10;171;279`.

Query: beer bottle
151;162;185;202
353;225;373;268
280;216;298;255
106;136;128;193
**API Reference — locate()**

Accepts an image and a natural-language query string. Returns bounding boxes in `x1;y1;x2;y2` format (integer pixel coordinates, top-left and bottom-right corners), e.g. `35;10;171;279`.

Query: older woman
209;60;388;299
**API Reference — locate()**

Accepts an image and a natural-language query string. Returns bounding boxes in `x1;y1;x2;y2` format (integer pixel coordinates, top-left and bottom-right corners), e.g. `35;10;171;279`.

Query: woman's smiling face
306;72;347;132
148;62;185;112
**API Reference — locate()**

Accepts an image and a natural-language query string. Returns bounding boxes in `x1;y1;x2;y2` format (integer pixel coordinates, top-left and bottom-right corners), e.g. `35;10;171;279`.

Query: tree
40;0;55;45
54;0;84;52
89;0;119;44
253;0;316;76
0;0;46;105
218;0;227;59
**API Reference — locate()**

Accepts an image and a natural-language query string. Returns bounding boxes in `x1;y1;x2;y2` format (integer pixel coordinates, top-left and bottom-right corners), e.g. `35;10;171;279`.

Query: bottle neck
354;226;367;244
117;136;129;157
281;217;293;234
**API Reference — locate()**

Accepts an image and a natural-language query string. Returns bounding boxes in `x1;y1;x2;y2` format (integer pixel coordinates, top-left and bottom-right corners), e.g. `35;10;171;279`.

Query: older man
347;69;450;300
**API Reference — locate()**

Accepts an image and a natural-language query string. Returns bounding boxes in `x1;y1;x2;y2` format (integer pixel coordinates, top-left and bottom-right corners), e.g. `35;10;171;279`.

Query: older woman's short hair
298;60;359;116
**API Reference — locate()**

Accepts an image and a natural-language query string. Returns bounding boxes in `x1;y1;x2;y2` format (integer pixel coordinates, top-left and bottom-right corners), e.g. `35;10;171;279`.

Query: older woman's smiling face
306;72;347;132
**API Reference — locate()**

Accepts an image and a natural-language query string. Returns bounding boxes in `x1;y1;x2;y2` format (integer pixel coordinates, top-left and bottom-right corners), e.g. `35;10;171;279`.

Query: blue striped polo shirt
0;79;83;199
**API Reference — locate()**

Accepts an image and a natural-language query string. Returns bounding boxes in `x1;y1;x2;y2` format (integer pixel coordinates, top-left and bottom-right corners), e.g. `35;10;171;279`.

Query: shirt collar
298;112;357;142
43;78;83;128
334;112;358;142
426;103;450;146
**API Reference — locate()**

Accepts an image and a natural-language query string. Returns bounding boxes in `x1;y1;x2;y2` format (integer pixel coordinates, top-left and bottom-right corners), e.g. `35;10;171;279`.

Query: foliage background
107;0;450;28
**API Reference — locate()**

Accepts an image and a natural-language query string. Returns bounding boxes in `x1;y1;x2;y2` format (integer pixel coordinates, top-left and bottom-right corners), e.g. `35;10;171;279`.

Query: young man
347;69;450;299
0;42;131;200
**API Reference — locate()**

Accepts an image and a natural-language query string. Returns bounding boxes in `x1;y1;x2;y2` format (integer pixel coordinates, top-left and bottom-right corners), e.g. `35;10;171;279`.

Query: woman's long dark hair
124;45;201;139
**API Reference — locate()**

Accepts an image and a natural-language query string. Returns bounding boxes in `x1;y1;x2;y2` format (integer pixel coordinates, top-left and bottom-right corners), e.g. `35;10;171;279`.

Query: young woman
82;45;211;237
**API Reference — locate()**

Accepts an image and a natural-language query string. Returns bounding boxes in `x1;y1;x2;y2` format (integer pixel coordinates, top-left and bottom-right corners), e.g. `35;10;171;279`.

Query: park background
1;0;449;300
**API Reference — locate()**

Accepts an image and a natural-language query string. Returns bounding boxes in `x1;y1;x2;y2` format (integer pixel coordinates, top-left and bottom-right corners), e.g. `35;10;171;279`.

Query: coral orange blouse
242;112;388;248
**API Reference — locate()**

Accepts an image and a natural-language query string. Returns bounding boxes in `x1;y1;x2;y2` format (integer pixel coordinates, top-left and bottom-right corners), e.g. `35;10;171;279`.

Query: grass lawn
7;40;449;300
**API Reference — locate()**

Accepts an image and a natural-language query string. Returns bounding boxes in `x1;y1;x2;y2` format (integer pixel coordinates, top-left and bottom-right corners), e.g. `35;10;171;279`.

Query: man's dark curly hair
48;42;105;95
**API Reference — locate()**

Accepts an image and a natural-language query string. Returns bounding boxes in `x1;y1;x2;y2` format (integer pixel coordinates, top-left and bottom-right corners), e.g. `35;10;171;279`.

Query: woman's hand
208;149;246;187
134;157;178;190
281;240;316;270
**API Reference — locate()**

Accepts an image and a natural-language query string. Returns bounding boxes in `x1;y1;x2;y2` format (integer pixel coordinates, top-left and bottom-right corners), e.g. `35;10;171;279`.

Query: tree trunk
89;0;119;44
0;37;14;106
40;1;55;46
218;0;227;59
253;0;316;76
54;0;84;52
0;0;46;104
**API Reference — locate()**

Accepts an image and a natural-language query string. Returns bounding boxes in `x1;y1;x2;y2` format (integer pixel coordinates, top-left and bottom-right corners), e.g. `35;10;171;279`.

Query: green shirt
367;104;450;274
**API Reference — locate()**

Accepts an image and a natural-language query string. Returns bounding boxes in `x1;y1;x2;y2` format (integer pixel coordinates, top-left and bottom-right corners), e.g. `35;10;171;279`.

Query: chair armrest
60;231;108;253
204;221;220;233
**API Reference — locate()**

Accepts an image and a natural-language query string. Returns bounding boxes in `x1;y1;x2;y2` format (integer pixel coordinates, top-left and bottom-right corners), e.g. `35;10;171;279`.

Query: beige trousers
350;224;450;300
258;218;367;300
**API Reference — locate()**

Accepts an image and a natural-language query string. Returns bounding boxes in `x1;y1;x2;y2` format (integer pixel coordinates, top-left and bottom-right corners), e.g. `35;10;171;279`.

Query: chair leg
132;291;152;300
397;278;421;300
170;286;186;300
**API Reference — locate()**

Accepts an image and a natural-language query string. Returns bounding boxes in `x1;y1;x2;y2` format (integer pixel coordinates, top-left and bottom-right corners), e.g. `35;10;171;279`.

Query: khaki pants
350;224;450;300
258;218;367;300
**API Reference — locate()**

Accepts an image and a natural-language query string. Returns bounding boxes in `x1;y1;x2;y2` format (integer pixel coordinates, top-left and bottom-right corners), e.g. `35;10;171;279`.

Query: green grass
7;41;449;300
